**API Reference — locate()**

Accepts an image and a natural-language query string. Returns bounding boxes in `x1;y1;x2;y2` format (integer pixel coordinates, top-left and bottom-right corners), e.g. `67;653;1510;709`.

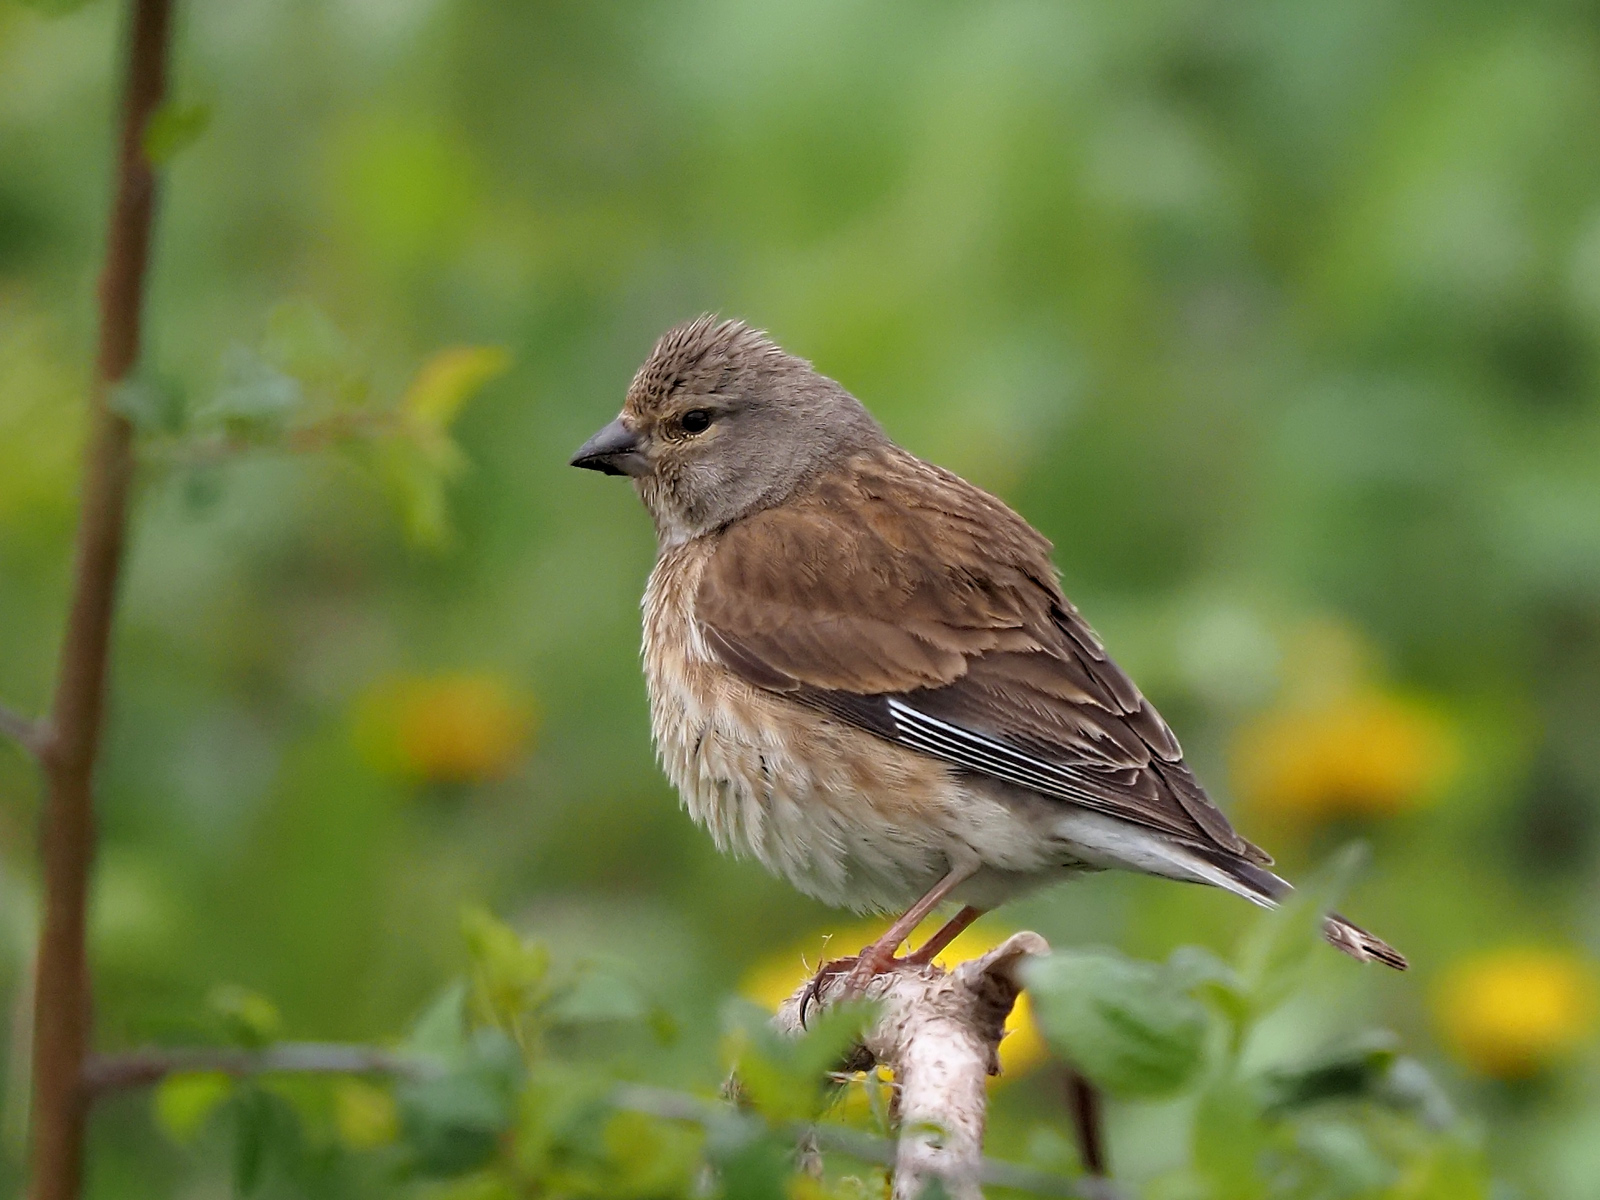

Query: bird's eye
680;409;712;435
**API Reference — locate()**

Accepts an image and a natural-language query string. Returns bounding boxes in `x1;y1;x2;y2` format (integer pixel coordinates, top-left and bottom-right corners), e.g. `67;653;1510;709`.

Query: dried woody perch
774;934;1104;1200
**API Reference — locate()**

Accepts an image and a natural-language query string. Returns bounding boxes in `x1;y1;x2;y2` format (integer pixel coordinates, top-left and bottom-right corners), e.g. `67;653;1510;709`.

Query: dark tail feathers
1322;912;1408;970
1199;851;1409;972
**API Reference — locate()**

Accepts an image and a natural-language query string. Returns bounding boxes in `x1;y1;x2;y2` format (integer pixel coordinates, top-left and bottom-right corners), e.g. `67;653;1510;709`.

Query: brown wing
696;446;1269;864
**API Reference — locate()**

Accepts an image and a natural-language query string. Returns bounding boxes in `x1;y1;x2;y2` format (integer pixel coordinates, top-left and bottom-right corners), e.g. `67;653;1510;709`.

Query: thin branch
82;1043;434;1096
30;0;173;1196
1064;1067;1108;1178
612;1084;1121;1200
141;409;406;470
0;705;45;758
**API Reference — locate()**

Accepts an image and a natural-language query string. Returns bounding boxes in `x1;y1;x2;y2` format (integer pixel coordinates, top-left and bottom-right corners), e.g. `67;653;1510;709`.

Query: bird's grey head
570;316;884;545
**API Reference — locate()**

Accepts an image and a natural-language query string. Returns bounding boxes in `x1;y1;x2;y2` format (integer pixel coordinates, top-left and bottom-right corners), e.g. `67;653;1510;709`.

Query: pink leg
842;863;977;989
903;905;985;966
797;863;981;1024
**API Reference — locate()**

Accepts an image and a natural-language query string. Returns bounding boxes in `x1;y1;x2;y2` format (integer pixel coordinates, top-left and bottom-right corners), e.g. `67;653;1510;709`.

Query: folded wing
695;446;1270;865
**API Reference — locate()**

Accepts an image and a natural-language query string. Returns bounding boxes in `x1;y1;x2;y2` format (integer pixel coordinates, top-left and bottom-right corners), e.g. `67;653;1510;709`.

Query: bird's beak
570;417;648;477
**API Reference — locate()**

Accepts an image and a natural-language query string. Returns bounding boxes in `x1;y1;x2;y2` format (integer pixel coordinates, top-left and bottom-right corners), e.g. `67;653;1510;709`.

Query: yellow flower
1435;948;1597;1078
742;918;1047;1085
1231;691;1455;824
359;672;535;783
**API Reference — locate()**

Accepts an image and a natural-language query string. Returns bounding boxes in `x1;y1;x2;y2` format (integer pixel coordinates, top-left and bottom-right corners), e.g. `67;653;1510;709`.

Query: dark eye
680;409;712;435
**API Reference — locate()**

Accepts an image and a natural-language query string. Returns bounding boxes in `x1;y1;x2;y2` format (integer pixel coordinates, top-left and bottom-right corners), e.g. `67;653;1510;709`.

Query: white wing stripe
885;698;1108;807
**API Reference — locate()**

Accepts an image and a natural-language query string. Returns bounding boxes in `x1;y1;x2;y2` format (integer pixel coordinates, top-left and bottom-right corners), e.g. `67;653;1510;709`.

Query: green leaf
1236;843;1368;1015
703;1119;790;1200
1262;1030;1401;1114
376;436;460;549
1381;1057;1458;1129
396;1029;522;1177
723;997;878;1124
1166;945;1251;1035
1022;949;1210;1099
461;906;551;1034
154;1071;233;1143
597;1109;703;1199
407;983;471;1060
233;1089;269;1196
261;300;365;400
548;964;649;1025
109;376;184;434
227;1087;301;1196
1191;1072;1268;1198
401;345;511;430
143;101;212;165
201;345;303;428
1294;1120;1394;1194
207;984;282;1049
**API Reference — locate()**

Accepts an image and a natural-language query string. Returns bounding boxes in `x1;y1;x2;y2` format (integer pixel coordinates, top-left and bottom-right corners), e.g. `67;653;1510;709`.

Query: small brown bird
572;316;1406;985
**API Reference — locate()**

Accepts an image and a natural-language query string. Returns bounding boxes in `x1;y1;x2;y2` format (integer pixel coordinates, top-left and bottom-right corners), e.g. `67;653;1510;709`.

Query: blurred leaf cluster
1027;853;1481;1199
142;901;1485;1200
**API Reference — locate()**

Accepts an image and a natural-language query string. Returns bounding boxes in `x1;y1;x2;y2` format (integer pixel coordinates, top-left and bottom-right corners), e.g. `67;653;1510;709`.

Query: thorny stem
29;0;173;1197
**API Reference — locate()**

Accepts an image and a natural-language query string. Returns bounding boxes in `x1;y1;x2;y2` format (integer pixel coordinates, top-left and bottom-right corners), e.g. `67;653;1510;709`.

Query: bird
570;315;1407;991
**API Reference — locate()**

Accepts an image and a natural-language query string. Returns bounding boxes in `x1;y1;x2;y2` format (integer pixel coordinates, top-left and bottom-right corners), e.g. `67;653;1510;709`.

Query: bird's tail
1320;911;1408;970
1194;851;1409;971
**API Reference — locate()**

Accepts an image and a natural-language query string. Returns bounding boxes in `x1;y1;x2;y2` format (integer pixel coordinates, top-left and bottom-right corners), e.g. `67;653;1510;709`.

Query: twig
82;1043;435;1095
141;409;406;469
30;0;173;1196
1064;1067;1108;1178
0;705;45;758
612;1084;1119;1200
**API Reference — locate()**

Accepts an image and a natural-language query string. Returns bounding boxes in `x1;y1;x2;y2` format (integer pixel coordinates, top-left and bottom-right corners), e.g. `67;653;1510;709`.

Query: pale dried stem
776;932;1053;1200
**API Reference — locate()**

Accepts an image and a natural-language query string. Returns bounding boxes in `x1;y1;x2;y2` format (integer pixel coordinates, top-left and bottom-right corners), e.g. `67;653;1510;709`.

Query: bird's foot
797;944;916;1027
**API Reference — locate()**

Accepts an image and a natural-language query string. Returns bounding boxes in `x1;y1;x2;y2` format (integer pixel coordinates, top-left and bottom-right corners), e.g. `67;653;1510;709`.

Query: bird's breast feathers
641;539;1059;912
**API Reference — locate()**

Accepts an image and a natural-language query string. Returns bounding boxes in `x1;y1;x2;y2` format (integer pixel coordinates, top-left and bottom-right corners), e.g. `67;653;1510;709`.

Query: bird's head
570;316;883;545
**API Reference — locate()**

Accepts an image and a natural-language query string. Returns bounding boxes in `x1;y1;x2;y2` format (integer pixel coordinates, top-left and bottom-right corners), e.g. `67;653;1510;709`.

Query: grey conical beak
570;417;647;477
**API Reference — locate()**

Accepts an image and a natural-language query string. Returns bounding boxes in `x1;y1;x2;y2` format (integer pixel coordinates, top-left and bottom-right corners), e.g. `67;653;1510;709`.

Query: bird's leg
902;905;985;966
857;865;976;974
799;864;980;1023
826;863;973;994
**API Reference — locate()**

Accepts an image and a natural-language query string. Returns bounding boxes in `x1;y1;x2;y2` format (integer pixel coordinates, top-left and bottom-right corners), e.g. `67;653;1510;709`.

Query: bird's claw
797;947;906;1028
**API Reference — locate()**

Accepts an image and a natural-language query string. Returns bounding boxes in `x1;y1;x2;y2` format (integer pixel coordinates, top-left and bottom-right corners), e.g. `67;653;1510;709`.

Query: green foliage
143;101;213;166
153;1072;232;1144
723;996;879;1124
1017;860;1486;1200
127;300;506;546
133;899;1485;1200
1024;950;1210;1099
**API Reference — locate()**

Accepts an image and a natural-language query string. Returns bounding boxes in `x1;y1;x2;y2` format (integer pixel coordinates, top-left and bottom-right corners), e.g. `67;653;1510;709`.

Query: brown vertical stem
28;1;173;1197
1064;1067;1107;1178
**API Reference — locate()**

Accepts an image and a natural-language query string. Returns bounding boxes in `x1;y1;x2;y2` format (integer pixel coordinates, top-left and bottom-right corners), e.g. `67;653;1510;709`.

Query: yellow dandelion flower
358;672;535;783
742;918;1047;1085
1435;948;1597;1078
1232;691;1455;825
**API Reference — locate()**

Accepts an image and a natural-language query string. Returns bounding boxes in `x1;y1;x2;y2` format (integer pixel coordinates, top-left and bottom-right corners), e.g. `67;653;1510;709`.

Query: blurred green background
4;0;1600;1195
